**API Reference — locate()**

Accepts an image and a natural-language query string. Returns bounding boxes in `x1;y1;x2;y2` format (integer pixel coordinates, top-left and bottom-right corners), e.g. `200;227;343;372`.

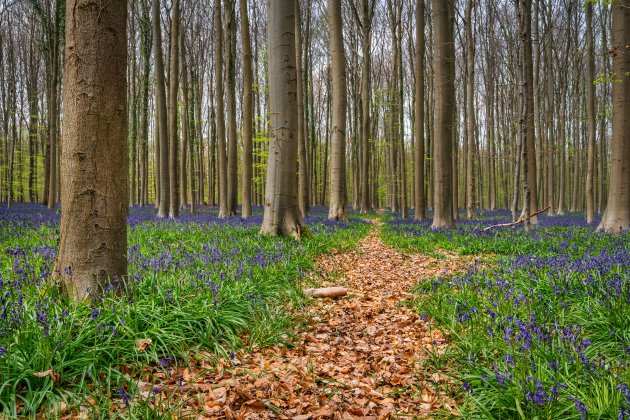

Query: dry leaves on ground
115;221;474;419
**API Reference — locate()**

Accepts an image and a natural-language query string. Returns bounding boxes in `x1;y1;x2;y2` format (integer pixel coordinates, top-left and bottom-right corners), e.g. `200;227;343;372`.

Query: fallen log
304;287;348;299
482;205;551;231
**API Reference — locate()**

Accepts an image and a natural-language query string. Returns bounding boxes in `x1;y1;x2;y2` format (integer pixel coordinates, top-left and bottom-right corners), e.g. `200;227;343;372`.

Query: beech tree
55;0;128;300
260;0;304;237
240;0;254;218
598;0;630;233
431;0;455;228
1;0;622;234
414;0;426;220
327;0;347;221
152;0;169;218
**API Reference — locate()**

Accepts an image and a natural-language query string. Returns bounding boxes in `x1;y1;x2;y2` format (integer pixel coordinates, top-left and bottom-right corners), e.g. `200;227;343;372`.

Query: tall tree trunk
296;0;310;217
27;42;39;203
168;0;180;218
241;0;254;218
46;2;62;209
260;0;304;236
465;0;476;219
215;0;229;217
414;0;426;219
518;0;538;224
585;2;596;223
180;33;190;209
359;0;373;213
56;0;128;300
431;0;455;228
328;0;347;220
153;0;169;217
598;0;630;232
139;0;151;207
226;0;238;215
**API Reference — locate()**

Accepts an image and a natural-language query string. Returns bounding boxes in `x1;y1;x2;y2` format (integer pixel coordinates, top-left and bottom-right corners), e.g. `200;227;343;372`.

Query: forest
0;0;629;418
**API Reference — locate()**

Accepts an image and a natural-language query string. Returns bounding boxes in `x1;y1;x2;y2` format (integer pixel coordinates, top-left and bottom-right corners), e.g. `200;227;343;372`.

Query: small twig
483;205;551;231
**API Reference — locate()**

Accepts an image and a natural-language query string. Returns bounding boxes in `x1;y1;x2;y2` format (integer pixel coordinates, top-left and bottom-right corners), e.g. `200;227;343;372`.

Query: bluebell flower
567;396;588;420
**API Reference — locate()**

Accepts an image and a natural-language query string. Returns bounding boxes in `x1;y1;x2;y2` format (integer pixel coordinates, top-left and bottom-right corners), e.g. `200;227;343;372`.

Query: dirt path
178;222;471;418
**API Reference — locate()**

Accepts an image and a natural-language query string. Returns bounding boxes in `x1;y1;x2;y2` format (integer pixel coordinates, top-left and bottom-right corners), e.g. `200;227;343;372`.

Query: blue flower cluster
389;211;629;418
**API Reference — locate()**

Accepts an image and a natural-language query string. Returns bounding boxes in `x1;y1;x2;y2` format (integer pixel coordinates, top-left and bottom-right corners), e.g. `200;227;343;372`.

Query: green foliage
383;213;630;419
0;207;370;417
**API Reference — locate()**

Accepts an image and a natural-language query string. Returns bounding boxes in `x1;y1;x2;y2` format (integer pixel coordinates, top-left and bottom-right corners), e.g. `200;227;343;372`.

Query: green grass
383;212;630;419
0;206;370;418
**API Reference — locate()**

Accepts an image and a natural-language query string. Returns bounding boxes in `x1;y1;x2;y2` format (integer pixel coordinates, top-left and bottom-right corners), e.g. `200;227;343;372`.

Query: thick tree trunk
260;0;305;237
153;0;169;217
56;0;128;301
431;0;455;228
327;0;347;221
598;0;630;232
414;0;425;220
241;0;254;218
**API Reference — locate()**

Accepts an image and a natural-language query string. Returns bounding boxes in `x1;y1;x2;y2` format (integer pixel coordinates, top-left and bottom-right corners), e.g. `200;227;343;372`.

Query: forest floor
160;221;474;418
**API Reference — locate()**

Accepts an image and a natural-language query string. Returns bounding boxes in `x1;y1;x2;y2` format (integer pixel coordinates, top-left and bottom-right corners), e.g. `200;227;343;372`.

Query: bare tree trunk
585;2;596;223
241;0;254;218
56;0;128;300
139;0;151;207
226;0;238;215
47;2;62;209
153;0;169;217
27;41;39;203
260;0;304;237
518;0;538;224
168;0;180;218
358;0;374;214
413;0;426;219
215;0;229;217
465;0;476;219
180;33;190;210
598;0;630;232
327;0;347;220
431;0;454;228
296;0;310;217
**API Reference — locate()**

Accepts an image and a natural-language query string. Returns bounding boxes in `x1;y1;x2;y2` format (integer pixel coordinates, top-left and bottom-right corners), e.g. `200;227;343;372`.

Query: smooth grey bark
598;0;630;232
260;0;305;237
327;0;347;221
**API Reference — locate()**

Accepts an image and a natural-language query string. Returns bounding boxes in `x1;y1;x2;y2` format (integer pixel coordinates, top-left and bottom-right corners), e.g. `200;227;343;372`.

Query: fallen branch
304;287;348;299
483;205;551;231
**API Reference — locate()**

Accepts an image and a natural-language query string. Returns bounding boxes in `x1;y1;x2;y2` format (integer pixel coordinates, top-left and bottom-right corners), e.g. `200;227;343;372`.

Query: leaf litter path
173;221;472;418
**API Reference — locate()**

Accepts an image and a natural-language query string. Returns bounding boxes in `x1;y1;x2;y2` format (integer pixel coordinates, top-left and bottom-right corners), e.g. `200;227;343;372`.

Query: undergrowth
385;210;630;419
0;204;370;418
